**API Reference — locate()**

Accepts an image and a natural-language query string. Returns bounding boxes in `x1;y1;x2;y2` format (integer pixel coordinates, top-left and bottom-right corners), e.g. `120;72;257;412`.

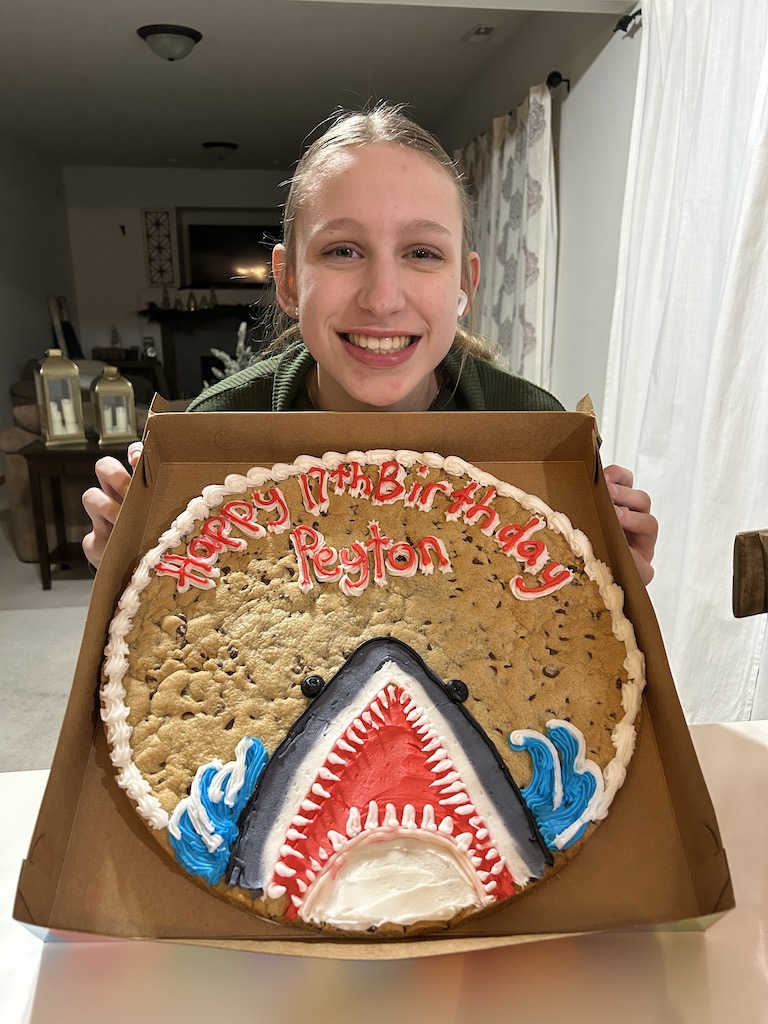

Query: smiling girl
83;103;656;579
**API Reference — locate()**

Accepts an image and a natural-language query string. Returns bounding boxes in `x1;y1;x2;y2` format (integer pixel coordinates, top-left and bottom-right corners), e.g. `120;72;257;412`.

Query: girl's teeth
346;333;412;353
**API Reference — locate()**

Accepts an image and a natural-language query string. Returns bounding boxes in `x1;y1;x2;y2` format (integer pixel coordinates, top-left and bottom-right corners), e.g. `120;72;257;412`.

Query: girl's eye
408;247;443;261
324;245;358;259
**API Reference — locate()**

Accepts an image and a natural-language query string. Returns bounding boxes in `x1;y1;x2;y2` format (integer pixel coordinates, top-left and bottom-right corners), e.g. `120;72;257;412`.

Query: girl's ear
272;244;298;314
466;251;481;299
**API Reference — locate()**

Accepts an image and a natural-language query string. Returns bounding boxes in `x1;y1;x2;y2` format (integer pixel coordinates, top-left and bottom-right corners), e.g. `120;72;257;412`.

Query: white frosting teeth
421;805;436;830
328;830;347;851
345;333;413;353
365;801;379;830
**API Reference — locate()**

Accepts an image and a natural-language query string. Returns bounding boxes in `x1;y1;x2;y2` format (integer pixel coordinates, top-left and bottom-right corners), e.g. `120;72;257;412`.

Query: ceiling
0;1;623;171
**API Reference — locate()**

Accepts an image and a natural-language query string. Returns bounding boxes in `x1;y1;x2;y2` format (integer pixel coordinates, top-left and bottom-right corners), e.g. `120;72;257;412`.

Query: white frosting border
100;450;646;835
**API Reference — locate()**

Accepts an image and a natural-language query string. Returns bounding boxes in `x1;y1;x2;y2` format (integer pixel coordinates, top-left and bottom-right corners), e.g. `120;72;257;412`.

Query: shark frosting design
228;638;552;930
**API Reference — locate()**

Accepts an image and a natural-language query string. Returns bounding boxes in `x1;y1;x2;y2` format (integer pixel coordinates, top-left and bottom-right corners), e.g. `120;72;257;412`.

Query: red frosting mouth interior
268;683;516;919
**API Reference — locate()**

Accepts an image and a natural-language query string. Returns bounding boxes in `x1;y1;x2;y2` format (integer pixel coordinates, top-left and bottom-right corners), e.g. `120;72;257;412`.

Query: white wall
0;132;75;433
551;26;641;419
62;166;286;357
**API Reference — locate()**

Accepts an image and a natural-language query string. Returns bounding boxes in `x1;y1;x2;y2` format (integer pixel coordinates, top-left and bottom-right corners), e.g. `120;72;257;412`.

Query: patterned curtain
455;84;557;387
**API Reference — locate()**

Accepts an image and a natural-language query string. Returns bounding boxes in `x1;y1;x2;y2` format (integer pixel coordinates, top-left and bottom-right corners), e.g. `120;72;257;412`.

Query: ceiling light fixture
202;141;240;161
137;24;202;62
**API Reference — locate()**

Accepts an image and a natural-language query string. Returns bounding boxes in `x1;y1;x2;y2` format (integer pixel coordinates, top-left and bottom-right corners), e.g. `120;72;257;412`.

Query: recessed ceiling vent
461;25;496;44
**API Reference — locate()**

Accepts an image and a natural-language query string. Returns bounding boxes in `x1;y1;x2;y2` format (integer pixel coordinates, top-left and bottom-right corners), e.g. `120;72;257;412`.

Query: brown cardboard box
14;408;734;959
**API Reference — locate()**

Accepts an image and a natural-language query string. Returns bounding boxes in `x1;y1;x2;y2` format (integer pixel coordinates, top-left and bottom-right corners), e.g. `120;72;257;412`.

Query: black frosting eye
301;674;326;698
446;678;469;703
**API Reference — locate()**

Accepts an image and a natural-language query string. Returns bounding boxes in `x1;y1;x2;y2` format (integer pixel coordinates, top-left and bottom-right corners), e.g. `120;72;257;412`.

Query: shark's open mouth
270;681;515;926
228;639;551;931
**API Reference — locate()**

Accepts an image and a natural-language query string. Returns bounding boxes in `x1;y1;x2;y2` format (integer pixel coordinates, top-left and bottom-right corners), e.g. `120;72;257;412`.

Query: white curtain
455;85;557;387
602;0;768;723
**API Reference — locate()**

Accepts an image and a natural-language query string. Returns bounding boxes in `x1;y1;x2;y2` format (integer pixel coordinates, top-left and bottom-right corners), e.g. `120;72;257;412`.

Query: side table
20;439;129;589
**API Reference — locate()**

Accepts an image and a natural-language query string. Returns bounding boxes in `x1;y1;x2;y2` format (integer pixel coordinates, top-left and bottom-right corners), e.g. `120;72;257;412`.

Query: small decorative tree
204;322;257;387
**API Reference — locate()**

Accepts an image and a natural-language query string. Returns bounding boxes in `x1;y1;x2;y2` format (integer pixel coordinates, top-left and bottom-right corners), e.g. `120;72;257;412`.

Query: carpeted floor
0;485;93;771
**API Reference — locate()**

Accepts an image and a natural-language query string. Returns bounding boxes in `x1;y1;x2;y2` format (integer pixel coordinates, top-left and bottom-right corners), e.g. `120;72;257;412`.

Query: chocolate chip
543;665;560;679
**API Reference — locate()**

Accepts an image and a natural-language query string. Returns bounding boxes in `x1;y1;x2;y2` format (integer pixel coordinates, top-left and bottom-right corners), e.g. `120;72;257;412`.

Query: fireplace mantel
140;303;258;399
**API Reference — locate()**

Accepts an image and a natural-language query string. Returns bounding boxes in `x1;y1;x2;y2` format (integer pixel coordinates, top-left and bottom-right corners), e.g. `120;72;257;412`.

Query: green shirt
187;340;564;413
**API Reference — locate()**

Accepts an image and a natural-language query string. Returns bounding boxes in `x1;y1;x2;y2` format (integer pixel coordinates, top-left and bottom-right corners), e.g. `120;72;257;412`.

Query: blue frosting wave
168;737;268;884
509;723;599;850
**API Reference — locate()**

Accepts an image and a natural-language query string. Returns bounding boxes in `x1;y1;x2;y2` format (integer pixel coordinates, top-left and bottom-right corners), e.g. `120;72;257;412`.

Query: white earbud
457;290;468;317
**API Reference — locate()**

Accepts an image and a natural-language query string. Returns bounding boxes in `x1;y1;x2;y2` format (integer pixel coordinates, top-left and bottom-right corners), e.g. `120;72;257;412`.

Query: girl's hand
82;442;143;570
603;464;657;585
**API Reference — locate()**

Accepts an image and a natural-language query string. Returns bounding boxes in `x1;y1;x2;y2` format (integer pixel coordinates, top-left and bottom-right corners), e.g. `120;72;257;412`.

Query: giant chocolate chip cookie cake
100;449;645;935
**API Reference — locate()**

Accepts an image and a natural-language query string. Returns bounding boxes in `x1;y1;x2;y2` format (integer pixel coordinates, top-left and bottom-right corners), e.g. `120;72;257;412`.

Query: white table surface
4;722;768;1024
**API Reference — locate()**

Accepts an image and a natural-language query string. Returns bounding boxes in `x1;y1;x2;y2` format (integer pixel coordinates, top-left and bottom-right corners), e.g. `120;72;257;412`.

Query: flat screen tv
176;207;282;289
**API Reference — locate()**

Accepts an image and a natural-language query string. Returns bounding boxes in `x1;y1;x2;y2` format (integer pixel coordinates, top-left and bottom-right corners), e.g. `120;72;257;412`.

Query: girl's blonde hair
264;102;497;363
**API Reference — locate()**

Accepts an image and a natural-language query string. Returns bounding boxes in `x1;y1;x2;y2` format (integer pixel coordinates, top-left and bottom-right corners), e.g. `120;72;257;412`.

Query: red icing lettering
329;462;355;494
446;480;479;520
155;458;570;604
510;561;573;599
385;541;418;576
464;487;499;535
187;535;221;563
347;462;373;499
416;536;452;575
221;500;267;538
339;543;370;594
201;514;247;551
288;523;452;594
414;480;452;511
496;516;548;572
373;461;406;504
298;467;330;514
364;521;391;586
313;542;342;583
290;525;324;593
497;515;574;600
252;487;290;532
154;553;218;592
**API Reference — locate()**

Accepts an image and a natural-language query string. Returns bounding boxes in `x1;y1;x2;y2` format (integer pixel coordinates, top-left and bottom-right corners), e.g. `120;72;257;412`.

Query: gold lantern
35;348;86;447
91;366;138;447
